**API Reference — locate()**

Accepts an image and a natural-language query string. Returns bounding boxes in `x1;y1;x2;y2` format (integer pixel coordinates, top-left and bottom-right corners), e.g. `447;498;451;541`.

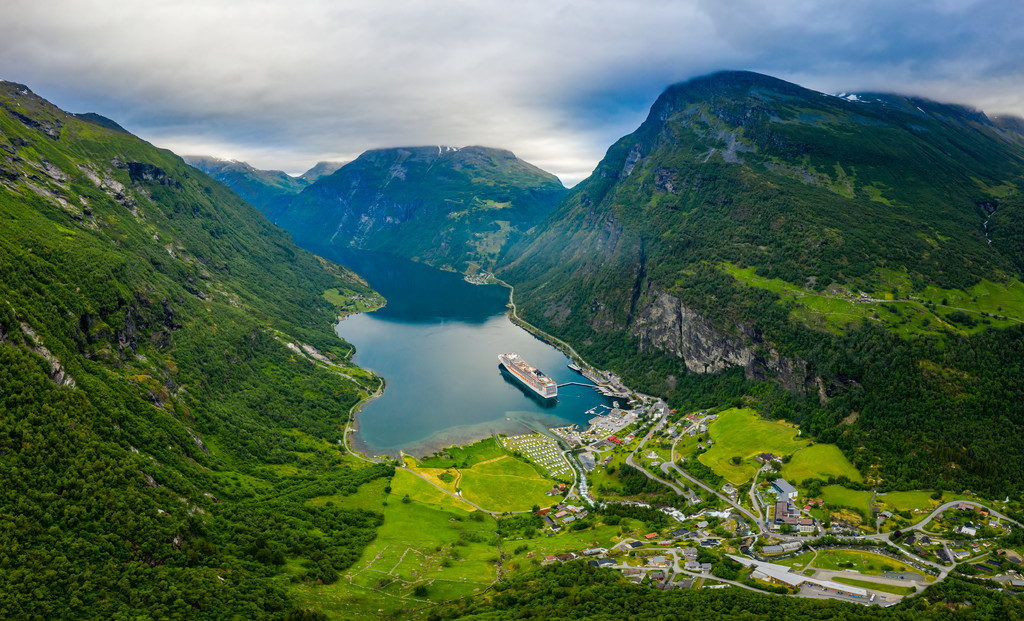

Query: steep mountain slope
0;80;391;617
270;145;567;272
183;155;309;212
503;71;1024;493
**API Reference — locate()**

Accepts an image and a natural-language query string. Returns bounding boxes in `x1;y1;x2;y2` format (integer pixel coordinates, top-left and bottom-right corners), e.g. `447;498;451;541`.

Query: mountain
298;159;346;183
183;155;309;211
0;80;390;617
502;71;1024;494
270;145;567;272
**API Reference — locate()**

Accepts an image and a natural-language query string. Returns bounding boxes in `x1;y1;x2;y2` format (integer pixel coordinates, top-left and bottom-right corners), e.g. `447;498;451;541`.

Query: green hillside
0;80;392;618
502;71;1024;495
271;145;566;272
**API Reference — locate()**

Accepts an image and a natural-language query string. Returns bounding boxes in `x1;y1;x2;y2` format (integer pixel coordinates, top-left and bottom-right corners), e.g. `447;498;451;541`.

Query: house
645;532;659;540
1009;579;1024;588
680;547;699;560
700;539;720;548
758;453;777;463
676;578;694;590
553;511;569;519
684;560;701;571
919;536;932;545
721;483;737;495
957;525;977;537
879;511;893;520
670;529;689;538
936;549;952;563
555;553;575;562
774;501;798;522
596;558;616;568
700;563;713;572
762;545;785;554
582;547;607;556
771;479;798;501
627;541;644;549
904;535;917;546
697;520;709;529
781;517;816;533
649;556;668;567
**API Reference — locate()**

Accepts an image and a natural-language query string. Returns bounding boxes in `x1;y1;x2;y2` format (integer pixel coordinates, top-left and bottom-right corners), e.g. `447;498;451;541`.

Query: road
343;376;386;463
662;460;768;534
622;410;771;534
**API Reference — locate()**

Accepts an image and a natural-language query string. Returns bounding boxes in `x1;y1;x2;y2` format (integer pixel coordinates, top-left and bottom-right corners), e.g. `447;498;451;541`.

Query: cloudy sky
3;0;1023;185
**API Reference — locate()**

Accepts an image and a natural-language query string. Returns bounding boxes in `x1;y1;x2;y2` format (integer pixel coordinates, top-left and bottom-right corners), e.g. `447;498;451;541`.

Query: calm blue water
311;247;613;458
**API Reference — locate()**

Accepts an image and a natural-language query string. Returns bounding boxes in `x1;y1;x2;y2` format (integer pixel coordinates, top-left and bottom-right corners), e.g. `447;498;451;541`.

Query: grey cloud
2;0;1021;186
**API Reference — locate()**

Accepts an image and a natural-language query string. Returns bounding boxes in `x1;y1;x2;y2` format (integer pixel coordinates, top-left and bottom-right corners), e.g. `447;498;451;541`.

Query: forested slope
502;71;1024;495
0;80;392;618
270;146;566;272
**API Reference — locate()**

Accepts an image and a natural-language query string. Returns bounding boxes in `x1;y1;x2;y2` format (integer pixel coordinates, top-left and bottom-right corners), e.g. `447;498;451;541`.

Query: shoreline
336;268;629;463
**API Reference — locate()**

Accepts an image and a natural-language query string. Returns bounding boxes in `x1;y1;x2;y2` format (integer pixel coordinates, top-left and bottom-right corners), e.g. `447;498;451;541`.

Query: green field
289;469;500;617
418;437;507;468
780;444;862;483
698;408;808;484
811;549;921;577
821;485;872;516
723;262;1024;338
588;450;630;495
397;468;478;512
830;576;916;596
458;456;556;512
876;491;940;513
306;477;391;512
775;551;816;569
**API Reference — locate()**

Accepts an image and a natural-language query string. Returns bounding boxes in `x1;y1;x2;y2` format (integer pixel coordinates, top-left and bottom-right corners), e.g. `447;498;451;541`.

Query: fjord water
315;247;612;458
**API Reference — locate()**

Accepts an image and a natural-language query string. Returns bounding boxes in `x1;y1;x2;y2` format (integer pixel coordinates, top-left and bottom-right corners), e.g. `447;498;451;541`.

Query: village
490;367;1024;607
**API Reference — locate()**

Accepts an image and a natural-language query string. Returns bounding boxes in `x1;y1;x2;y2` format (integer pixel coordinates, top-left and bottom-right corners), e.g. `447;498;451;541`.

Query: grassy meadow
780;444;862;483
821;485;873;516
697;408;808;484
289;469;500;618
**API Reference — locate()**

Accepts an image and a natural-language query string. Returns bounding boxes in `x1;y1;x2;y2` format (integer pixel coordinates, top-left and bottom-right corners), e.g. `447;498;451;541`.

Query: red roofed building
645;532;659;540
608;435;621;444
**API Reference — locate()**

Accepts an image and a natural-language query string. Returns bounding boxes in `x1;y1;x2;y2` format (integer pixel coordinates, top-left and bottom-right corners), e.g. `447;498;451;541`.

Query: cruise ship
498;353;557;400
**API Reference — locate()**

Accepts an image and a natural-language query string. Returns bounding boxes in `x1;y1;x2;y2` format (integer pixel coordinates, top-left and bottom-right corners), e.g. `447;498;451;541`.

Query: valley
3;68;1024;620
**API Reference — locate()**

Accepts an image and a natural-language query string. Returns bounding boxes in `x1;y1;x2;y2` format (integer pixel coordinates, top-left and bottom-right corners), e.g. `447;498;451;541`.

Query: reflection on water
311;247;613;457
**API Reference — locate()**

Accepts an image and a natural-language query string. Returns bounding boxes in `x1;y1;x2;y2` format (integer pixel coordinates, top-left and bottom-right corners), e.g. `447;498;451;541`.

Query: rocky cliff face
629;284;811;392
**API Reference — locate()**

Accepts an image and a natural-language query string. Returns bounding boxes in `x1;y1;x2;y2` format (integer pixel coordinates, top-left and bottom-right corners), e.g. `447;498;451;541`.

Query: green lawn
289;469;500;617
458;456;556;512
780;444;862;483
830;576;916;596
698;408;808;484
775;551;816;568
812;549;920;577
821;485;872;516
